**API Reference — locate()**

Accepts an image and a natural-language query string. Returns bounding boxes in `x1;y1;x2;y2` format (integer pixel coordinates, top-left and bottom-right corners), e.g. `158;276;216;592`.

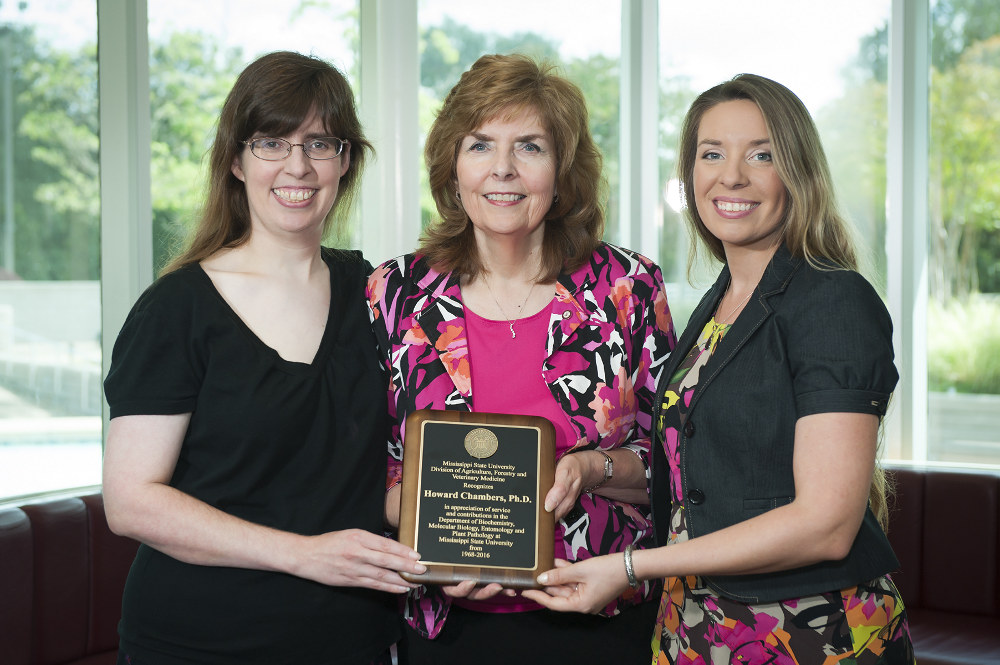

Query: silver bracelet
623;544;639;588
584;450;613;493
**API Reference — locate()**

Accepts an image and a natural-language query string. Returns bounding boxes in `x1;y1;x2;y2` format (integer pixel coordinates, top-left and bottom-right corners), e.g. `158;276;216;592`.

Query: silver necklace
483;277;536;339
714;283;753;327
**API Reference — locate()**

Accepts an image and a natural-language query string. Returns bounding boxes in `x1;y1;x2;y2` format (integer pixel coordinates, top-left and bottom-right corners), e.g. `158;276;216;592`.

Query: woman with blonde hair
525;74;915;664
368;53;676;664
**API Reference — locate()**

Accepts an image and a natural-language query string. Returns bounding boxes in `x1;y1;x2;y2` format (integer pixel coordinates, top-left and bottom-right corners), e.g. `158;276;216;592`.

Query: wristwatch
584;450;613;493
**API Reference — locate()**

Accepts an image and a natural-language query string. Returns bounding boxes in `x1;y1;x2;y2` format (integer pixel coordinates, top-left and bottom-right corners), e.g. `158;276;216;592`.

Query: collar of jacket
660;244;803;413
406;251;602;400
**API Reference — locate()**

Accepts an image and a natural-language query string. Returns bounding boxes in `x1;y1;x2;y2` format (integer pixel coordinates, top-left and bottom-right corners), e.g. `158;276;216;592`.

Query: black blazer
650;244;900;603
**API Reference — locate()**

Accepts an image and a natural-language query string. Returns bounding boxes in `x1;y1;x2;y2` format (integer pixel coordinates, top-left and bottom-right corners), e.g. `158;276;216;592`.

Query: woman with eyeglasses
102;51;424;665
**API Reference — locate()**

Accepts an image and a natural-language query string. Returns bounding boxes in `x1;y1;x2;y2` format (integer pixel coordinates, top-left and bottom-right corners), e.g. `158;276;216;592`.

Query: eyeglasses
242;137;349;161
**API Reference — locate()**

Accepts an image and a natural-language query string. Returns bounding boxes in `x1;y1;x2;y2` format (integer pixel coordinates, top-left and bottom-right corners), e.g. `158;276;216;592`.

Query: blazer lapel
650;246;801;544
688;245;801;414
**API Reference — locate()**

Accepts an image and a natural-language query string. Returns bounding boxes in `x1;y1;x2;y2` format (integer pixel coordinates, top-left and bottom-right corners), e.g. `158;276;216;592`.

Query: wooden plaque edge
398;409;556;589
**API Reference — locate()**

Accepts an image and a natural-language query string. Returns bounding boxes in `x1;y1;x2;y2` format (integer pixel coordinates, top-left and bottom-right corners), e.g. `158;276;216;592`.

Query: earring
553;193;559;203
455;189;461;200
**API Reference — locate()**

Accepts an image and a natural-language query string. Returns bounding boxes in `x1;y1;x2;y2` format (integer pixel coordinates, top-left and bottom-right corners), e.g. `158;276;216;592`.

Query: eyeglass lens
247;137;345;160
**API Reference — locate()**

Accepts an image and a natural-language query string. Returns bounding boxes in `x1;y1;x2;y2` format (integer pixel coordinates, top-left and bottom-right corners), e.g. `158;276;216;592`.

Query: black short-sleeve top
650;244;901;604
104;248;397;665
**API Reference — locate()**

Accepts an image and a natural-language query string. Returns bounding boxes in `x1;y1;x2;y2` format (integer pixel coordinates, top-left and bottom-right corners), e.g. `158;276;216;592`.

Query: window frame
95;0;939;465
884;0;929;462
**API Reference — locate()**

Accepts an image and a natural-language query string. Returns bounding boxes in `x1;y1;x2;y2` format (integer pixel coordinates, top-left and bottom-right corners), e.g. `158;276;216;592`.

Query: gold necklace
483;277;536;339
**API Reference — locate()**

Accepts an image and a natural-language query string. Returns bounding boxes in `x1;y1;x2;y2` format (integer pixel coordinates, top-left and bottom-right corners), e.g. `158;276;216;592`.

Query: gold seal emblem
464;427;499;459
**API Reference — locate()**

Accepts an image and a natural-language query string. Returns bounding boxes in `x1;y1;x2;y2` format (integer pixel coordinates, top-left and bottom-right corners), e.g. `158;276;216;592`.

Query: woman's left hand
543;453;591;521
521;556;629;614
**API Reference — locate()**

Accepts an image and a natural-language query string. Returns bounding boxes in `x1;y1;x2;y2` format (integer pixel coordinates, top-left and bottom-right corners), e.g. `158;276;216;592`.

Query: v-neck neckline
195;251;336;372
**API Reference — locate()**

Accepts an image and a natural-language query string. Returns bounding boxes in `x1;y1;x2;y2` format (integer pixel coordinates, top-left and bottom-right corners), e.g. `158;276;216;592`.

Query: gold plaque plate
398;410;556;588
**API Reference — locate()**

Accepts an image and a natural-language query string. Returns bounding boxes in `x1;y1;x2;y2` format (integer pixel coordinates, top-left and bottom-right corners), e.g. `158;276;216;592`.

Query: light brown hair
420;54;604;282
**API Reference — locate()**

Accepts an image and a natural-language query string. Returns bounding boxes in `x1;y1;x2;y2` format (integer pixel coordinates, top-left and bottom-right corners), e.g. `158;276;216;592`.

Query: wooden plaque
398;410;556;589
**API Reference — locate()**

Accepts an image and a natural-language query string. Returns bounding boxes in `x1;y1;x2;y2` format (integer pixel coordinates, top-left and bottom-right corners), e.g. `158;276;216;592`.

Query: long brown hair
162;51;372;275
420;54;604;282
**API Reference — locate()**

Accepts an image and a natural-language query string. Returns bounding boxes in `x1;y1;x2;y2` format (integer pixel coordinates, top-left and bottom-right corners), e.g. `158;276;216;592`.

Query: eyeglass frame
241;136;350;161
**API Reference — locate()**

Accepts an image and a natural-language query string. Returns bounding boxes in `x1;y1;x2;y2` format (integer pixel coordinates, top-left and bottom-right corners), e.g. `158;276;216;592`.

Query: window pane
0;1;101;500
147;0;359;274
658;1;892;336
418;0;622;237
927;0;1000;465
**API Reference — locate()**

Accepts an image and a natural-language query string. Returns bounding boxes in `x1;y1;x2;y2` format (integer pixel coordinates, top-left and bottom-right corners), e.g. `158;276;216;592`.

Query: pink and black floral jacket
366;242;676;638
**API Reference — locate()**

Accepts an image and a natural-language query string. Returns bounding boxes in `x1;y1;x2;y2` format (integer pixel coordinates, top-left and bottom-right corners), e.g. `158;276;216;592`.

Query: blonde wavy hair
677;73;890;528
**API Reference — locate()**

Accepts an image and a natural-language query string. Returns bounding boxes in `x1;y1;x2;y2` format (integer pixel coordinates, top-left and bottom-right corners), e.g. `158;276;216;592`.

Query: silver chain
483;276;536;339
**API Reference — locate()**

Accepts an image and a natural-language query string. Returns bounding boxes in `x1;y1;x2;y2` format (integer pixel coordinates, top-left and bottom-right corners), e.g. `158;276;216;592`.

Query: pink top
459;302;574;613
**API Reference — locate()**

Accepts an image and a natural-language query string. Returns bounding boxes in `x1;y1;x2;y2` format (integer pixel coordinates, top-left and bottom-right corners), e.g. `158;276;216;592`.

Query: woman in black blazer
525;74;915;664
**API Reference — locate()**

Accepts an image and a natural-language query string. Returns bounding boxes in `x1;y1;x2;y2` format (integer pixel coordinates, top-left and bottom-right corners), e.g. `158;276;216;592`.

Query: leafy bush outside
928;295;1000;394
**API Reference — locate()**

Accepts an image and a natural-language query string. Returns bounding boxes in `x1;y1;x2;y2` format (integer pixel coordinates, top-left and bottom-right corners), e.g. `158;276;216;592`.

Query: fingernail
537;573;549;584
414;563;427;573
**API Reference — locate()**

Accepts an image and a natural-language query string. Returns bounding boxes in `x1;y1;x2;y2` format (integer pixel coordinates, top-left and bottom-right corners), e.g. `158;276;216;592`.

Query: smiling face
692;99;787;256
454;107;557;246
231;109;349;242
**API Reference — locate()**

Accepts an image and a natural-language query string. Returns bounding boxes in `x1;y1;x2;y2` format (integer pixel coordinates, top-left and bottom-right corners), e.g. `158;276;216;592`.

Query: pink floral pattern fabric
367;243;676;639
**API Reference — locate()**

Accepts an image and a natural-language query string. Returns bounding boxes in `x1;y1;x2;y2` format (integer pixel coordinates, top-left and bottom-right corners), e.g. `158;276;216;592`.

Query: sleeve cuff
796;389;892;418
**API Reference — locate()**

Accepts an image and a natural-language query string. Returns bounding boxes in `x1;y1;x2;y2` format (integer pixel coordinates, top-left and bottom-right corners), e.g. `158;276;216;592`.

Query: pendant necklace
483;277;536;339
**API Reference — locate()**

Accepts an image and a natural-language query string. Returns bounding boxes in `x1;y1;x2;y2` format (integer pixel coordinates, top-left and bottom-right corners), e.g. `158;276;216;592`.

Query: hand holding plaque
398;410;556;588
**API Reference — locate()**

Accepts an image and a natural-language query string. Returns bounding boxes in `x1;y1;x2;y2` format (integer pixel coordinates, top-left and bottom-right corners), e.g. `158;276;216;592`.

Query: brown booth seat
2;469;1000;664
0;493;137;665
886;465;1000;665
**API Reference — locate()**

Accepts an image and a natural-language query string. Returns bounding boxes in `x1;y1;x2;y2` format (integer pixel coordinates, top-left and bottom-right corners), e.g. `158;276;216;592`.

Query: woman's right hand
295;529;425;593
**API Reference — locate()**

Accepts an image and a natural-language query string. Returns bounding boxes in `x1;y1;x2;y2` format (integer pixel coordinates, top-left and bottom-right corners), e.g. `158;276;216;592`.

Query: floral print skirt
651;574;914;664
